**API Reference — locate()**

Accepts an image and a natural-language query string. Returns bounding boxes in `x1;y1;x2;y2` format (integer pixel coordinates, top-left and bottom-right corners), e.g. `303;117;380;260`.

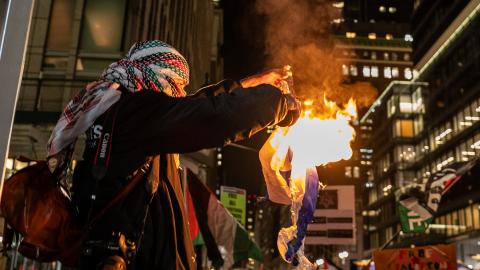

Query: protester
46;40;300;270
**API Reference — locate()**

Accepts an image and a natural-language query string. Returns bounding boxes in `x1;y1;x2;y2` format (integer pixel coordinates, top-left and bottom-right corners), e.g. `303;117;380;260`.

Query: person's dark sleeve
191;79;241;97
114;84;289;155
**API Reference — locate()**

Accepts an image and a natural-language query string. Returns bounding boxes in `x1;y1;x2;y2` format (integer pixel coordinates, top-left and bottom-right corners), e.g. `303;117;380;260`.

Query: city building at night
5;0;480;269
321;1;415;267
360;0;480;267
332;0;414;91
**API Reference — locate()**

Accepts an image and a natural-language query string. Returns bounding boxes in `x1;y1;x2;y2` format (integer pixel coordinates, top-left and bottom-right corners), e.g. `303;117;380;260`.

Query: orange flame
269;97;357;180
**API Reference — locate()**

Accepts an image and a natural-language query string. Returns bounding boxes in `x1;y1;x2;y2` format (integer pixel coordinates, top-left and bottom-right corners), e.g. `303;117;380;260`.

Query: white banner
305;185;356;245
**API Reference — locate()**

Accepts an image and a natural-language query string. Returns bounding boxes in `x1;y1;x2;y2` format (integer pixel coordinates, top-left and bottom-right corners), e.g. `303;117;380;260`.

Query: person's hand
277;94;302;127
240;68;285;90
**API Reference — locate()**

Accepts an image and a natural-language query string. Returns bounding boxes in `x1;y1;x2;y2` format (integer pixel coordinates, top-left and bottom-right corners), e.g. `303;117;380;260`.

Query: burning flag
260;98;356;268
397;158;478;233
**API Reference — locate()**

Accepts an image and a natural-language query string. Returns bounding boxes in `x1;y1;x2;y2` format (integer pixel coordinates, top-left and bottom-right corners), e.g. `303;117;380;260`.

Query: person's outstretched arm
114;83;291;155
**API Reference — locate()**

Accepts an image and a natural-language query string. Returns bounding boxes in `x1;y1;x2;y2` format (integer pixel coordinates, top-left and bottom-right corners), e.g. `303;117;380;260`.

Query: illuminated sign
220;186;246;226
373;244;457;270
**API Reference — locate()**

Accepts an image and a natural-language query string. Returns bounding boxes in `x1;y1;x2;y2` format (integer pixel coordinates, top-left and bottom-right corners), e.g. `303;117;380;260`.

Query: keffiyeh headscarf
47;40;190;158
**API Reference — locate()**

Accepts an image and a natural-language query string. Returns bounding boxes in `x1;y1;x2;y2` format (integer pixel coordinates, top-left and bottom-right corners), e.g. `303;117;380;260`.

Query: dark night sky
220;0;272;195
222;0;267;79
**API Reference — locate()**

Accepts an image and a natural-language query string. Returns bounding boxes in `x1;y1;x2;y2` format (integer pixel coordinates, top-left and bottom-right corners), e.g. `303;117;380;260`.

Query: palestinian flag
187;171;263;269
398;158;477;233
187;190;204;245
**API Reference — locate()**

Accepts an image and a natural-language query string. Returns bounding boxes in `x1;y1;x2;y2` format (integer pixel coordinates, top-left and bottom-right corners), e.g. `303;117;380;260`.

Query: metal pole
181;166;188;207
0;0;35;199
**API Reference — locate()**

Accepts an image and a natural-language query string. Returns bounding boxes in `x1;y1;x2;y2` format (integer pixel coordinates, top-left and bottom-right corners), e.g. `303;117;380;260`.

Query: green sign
398;203;432;233
220;186;246;226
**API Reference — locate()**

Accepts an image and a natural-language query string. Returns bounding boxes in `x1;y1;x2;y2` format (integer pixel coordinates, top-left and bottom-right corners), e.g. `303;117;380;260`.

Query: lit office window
453;100;480;134
414;116;424;136
473;133;480;155
346;32;356;38
399;95;413;113
381;180;392;196
389;7;397;13
362;66;371;77
353;166;360;178
403;53;411;61
332;18;343;24
371;66;379;77
345;166;352;178
46;0;75;50
383;52;390;60
392;67;399;78
350;65;358;76
434;124;453;146
80;0;127;53
332;2;344;8
371;51;377;60
404;34;414;42
457;209;466;233
379;6;386;13
435;155;455;171
387;97;396;117
393;120;414;137
368;33;376;39
385;34;393;40
404;68;413;79
369;190;377;205
378;154;391;173
342;64;349;75
464;103;480;123
394;145;416;163
412;87;424;113
384;67;392;78
470;205;479;230
467;205;475;230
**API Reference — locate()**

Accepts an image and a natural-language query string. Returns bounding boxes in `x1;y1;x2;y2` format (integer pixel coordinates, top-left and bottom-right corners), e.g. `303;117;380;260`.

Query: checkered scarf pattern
47;40;189;157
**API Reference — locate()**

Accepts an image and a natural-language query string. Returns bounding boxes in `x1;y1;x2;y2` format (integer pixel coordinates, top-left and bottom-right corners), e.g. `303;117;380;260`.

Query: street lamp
338;251;349;265
338;251;349;259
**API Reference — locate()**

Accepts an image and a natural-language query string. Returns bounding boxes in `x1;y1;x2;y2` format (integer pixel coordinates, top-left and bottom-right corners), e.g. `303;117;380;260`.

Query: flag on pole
187;171;263;269
186;190;204;245
397;158;477;233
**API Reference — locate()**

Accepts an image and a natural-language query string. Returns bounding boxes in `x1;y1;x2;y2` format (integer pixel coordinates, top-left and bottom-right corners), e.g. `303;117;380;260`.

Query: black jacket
73;80;290;269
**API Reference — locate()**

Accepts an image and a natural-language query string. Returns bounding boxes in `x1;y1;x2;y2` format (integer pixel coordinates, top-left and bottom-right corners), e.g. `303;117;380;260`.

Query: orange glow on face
269;97;357;180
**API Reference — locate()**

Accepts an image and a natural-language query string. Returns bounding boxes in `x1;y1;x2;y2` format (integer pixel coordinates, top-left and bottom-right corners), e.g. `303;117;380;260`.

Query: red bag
1;160;82;266
1;156;151;267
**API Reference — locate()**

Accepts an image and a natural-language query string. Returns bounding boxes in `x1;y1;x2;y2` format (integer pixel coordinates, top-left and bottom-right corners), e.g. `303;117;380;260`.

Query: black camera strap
91;102;119;181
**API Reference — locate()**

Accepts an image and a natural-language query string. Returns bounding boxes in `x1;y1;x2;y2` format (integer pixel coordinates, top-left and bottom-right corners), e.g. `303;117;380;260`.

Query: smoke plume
256;0;377;114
